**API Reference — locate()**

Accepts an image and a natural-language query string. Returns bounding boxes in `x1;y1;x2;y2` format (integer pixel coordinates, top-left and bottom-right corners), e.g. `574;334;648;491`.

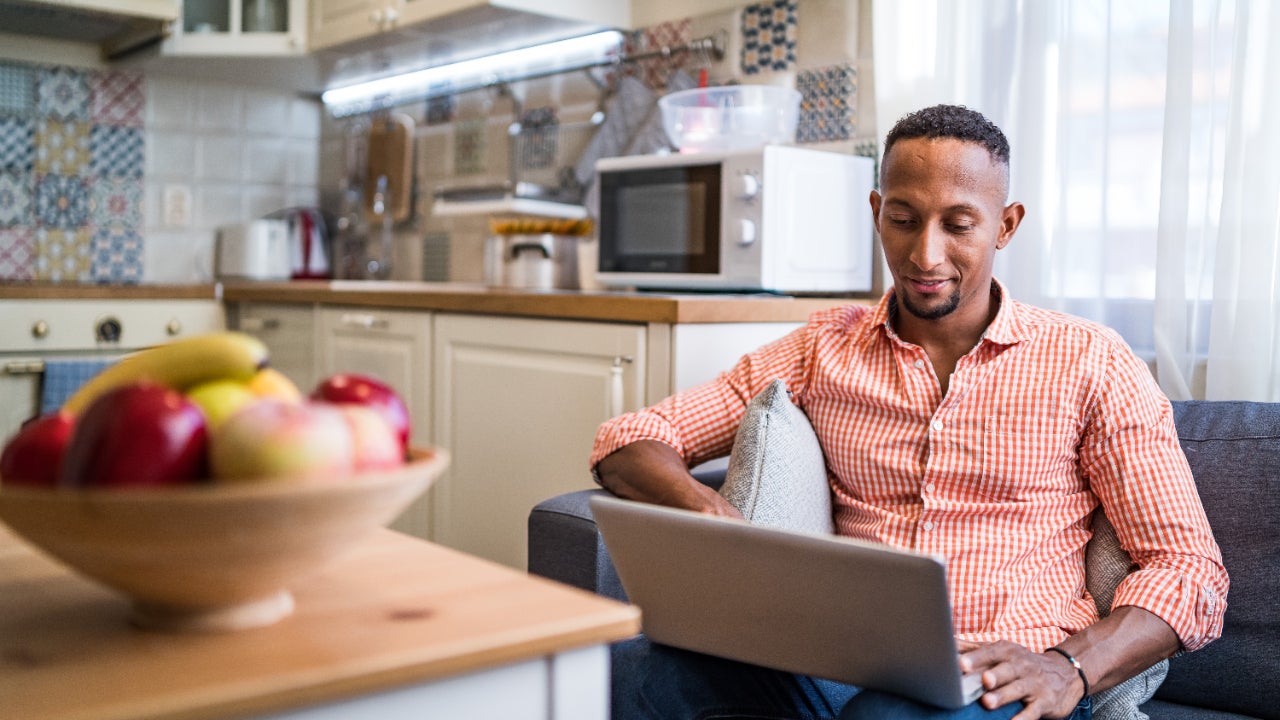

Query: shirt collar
867;279;1033;347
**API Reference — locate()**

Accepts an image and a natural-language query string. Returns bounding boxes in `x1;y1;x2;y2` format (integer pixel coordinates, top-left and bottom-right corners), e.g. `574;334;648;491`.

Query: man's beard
900;288;961;320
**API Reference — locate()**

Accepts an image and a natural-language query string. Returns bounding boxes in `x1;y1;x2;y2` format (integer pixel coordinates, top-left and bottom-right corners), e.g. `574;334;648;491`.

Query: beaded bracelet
1045;646;1091;702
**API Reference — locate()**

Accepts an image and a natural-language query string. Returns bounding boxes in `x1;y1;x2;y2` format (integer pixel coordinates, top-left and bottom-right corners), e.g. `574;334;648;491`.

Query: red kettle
274;207;331;280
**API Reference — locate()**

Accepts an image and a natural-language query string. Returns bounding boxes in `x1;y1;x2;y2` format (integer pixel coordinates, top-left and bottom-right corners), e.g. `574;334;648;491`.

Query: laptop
590;495;984;710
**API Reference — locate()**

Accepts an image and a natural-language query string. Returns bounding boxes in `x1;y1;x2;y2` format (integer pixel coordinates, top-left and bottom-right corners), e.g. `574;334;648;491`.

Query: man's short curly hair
882;105;1011;191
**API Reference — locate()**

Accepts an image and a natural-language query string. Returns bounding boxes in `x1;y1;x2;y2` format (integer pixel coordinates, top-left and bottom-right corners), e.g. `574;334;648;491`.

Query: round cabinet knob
738;218;757;246
166;318;183;336
96;317;122;344
31;320;49;339
736;173;761;200
382;7;399;24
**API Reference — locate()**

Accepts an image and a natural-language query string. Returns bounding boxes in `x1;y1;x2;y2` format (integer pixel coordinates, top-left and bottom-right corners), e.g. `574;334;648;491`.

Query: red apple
209;399;355;483
0;411;76;488
311;374;411;453
338;405;403;471
61;383;208;489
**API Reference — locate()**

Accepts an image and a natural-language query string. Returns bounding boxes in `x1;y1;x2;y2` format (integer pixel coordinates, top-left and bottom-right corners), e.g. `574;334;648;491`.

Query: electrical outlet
163;185;192;227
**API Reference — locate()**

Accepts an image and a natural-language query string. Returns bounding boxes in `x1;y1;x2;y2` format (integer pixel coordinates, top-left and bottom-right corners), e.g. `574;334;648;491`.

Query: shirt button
923;482;935;493
931;420;944;432
914;359;925;369
921;520;935;531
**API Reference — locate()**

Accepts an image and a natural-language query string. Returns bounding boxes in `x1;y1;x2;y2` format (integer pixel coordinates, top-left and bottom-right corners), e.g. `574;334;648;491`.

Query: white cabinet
162;0;307;55
229;302;320;393
431;314;644;569
317;306;433;538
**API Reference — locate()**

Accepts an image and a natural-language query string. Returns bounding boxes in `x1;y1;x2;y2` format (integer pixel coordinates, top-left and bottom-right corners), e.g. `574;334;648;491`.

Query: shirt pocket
979;416;1082;502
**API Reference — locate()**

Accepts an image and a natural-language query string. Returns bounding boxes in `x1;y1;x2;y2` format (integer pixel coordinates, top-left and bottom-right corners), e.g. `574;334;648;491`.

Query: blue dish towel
40;359;116;414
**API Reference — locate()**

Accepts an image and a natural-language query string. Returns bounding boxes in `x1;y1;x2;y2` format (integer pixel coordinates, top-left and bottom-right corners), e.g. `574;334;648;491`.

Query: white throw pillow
719;379;834;533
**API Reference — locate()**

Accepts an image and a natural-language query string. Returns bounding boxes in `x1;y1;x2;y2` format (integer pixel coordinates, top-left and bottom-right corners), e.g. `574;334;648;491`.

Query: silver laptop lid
590;495;982;710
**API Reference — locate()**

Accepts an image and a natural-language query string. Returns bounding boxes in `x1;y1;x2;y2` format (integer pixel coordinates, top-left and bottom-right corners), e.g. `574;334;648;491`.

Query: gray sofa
527;401;1280;719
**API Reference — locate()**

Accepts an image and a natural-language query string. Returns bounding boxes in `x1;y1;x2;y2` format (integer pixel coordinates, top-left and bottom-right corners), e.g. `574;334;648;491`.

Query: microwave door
599;164;722;275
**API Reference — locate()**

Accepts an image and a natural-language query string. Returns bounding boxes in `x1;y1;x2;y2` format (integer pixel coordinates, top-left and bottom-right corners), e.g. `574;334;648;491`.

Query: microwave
595;145;875;293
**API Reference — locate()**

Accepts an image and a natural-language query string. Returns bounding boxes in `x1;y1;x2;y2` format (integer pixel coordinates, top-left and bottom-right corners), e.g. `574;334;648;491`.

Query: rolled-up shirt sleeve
589;317;819;470
1080;341;1230;652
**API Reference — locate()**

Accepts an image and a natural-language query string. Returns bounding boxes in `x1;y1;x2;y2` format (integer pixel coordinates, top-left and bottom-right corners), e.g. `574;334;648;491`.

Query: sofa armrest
527;463;727;600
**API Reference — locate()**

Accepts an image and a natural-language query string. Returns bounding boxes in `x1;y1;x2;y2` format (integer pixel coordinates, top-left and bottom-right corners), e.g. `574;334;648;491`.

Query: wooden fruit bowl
0;448;448;633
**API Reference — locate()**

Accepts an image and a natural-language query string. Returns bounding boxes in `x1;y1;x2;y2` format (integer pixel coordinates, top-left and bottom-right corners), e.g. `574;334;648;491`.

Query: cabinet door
318;307;433;538
433;314;645;570
309;0;380;49
231;303;319;393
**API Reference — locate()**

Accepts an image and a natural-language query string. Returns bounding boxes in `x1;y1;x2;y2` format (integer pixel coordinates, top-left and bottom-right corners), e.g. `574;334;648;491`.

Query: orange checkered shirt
591;283;1228;653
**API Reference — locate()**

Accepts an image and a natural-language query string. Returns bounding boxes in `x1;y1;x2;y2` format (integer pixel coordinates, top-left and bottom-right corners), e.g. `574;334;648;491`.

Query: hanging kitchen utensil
363;112;415;224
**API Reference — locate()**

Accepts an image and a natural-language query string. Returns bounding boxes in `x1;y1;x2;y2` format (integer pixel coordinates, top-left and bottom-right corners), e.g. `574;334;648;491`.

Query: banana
62;332;270;415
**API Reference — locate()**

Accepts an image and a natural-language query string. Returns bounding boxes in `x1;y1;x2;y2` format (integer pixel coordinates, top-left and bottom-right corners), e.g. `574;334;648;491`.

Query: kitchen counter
222;280;871;324
0;283;219;301
0;525;640;720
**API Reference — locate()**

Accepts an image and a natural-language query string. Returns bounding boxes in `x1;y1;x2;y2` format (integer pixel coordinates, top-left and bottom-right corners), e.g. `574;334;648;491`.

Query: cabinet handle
240;317;281;332
166;318;183;336
4;360;45;375
608;356;632;416
340;313;390;330
31;320;49;339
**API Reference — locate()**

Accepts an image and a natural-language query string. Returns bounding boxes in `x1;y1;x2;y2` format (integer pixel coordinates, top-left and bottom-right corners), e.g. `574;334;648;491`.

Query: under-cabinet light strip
321;30;625;116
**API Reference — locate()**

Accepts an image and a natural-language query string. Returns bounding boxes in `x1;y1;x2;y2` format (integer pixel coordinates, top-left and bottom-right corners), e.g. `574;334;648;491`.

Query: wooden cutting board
363;113;415;224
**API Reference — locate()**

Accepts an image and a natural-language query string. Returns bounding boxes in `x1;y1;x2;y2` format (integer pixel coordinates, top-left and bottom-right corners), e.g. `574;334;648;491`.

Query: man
590;105;1228;720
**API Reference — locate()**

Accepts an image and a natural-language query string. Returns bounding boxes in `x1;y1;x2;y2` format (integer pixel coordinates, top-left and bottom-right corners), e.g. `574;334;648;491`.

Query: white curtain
872;0;1280;400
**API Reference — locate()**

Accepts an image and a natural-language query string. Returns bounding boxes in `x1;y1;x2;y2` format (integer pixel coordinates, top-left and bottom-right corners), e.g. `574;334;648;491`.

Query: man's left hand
958;641;1084;719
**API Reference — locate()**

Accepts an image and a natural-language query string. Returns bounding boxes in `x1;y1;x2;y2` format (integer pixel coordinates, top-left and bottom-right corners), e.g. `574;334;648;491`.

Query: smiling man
591;105;1228;719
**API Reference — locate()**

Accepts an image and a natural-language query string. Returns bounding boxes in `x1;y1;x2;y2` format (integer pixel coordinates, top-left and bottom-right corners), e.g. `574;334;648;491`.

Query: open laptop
590;495;984;710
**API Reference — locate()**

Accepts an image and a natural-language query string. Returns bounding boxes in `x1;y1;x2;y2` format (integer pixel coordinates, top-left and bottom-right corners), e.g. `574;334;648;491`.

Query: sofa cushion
719;379;833;533
1155;401;1280;719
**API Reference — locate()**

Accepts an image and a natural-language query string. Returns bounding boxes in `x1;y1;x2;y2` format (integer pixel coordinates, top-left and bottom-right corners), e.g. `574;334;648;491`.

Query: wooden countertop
222;280;871;324
0;283;220;301
0;280;874;323
0;526;640;720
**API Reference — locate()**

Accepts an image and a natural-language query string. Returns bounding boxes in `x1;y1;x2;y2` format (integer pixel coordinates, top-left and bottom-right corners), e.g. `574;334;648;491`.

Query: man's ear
869;190;883;234
996;201;1025;250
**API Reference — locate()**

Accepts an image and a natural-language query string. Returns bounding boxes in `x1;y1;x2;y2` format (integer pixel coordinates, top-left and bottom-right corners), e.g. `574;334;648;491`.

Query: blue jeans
612;635;1093;720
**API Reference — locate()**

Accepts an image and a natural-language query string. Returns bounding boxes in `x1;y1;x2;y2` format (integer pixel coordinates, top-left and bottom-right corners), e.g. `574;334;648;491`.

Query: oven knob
97;317;122;344
738;219;757;246
31;320;49;339
736;173;761;200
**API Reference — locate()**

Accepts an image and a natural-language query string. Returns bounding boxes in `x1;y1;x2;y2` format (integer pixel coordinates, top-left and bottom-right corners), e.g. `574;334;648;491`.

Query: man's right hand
593;440;744;519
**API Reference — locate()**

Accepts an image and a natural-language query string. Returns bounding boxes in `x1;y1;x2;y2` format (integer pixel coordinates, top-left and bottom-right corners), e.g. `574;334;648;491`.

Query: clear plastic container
658;85;802;153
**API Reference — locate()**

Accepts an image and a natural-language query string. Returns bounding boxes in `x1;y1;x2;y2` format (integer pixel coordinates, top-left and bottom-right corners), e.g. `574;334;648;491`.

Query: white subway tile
197;135;244;182
196;185;243;228
244;89;291;136
289;98;322;139
287;139;318;185
244;187;288;218
197;85;245;131
244;138;289;185
146;77;196;129
146;130;198;178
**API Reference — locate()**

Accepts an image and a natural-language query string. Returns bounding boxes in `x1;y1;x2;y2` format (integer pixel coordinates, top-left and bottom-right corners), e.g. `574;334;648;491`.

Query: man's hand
594;440;744;518
958;641;1083;719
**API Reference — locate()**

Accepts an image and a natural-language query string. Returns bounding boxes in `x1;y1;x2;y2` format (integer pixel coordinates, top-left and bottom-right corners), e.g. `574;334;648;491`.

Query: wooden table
0;527;640;720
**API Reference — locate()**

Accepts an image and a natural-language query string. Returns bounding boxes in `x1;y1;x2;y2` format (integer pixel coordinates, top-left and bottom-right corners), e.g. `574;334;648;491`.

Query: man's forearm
593;440;741;517
1053;605;1181;696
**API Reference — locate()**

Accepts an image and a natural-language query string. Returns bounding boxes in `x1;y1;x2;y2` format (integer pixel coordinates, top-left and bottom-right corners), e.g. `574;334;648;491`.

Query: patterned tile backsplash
0;57;320;285
0;62;144;282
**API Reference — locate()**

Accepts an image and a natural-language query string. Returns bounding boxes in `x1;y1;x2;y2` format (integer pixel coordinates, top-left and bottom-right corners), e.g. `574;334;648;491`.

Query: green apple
209;399;355;483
